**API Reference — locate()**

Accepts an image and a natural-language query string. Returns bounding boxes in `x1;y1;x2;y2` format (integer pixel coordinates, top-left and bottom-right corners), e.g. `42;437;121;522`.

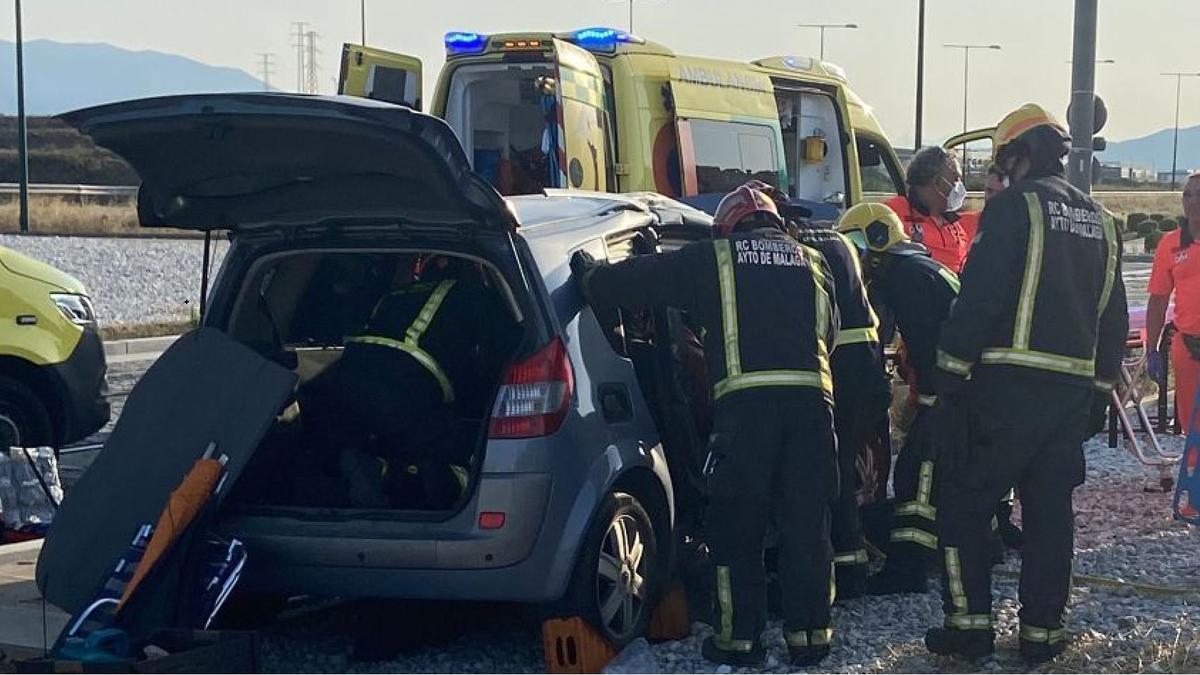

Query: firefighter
760;185;889;600
836;202;960;595
573;184;839;668
925;104;1127;663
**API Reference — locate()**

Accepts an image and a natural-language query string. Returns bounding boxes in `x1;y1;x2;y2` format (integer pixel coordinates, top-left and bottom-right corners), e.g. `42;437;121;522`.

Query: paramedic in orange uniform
1147;172;1200;431
885;147;975;274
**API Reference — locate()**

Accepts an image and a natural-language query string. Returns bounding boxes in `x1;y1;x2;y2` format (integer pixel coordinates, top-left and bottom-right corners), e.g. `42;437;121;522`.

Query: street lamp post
14;0;29;233
1163;72;1200;190
360;0;366;45
796;23;858;61
914;0;925;148
944;43;1002;134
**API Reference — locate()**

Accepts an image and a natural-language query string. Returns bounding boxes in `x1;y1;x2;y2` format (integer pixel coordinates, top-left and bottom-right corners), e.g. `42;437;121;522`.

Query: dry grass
100;319;195;341
1093;192;1184;220
0;196;199;238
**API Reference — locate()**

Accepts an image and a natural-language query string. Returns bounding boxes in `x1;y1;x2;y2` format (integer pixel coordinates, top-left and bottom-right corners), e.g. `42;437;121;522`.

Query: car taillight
489;338;574;439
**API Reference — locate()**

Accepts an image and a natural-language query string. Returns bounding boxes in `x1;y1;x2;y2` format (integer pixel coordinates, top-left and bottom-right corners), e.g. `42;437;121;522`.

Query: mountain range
0;39;269;115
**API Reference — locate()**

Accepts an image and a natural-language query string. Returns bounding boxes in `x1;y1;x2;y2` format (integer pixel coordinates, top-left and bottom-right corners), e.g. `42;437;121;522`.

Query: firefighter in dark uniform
759;185;889;600
573;184;840;668
312;256;516;508
836;202;960;595
924;104;1127;663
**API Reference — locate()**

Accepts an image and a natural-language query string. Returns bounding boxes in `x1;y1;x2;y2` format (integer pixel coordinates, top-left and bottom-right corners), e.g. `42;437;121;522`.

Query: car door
338;44;423;110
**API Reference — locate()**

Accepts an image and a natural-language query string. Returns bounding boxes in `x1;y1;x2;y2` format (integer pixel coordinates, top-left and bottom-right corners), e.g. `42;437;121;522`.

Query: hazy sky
4;0;1199;148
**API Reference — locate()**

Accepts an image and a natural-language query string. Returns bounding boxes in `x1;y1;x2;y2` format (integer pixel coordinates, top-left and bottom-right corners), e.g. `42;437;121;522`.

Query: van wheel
0;376;53;449
566;491;661;647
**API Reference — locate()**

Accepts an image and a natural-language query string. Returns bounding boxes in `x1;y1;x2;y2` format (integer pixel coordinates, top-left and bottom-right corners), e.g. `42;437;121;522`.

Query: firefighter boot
789;644;831;667
701;637;764;668
866;562;928;595
924;627;995;661
835;562;867;601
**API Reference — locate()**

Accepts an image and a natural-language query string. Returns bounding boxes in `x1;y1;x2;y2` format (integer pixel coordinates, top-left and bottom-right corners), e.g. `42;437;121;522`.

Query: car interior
223;250;524;515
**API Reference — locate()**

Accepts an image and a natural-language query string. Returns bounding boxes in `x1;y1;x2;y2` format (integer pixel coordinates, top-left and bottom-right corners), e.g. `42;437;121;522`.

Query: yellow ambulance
338;27;906;218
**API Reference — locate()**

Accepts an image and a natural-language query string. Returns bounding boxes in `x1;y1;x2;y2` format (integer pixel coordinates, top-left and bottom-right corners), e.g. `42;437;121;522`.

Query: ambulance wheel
566;491;662;647
0;376;53;449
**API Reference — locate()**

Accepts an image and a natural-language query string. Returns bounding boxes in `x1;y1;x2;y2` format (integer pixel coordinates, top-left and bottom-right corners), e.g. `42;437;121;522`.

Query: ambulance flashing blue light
444;31;487;55
570;27;644;52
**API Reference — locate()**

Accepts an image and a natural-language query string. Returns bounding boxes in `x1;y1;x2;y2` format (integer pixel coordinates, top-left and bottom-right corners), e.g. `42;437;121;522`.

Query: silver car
38;93;715;646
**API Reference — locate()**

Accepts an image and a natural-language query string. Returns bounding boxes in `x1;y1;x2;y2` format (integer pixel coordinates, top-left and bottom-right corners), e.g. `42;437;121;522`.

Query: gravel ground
0;235;228;326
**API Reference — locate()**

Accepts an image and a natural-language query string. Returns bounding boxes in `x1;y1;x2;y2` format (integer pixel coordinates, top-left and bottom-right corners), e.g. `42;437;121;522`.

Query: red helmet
713;183;785;236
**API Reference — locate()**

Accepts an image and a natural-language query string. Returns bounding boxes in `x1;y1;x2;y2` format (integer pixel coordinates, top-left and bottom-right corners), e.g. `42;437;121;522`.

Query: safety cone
647;581;690;641
541;617;616;674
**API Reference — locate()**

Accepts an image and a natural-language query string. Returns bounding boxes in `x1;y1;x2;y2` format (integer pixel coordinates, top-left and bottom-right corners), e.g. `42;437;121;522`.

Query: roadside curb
0;540;42;565
103;335;180;359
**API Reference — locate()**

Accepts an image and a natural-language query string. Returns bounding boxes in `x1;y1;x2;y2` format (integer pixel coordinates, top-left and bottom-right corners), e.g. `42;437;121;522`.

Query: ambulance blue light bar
444;31;488;56
570;27;643;52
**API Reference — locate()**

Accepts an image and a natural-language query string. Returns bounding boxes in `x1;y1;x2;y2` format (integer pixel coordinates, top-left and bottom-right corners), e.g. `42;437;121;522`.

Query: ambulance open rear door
338;44;423;110
545;38;610;191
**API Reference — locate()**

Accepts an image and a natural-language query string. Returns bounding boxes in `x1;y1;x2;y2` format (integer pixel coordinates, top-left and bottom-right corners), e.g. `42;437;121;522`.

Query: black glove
931;368;968;402
570;250;599;305
1085;391;1111;441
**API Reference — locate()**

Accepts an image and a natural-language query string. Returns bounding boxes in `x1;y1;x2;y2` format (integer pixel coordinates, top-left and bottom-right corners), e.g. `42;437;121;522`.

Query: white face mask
945;179;968;212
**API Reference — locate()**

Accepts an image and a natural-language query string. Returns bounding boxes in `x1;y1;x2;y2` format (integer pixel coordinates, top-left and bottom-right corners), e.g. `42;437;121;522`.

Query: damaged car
37;93;718;646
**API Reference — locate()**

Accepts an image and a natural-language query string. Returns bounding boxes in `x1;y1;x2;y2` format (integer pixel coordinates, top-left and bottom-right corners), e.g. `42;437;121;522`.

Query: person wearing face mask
926;104;1127;664
885;147;976;274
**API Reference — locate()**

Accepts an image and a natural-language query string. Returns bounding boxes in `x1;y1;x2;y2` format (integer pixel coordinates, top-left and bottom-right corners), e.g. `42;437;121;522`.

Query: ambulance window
858;135;905;196
689;119;780;194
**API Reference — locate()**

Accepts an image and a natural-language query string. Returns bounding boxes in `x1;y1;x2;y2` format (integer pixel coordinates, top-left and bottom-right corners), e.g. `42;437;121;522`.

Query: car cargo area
223;249;524;516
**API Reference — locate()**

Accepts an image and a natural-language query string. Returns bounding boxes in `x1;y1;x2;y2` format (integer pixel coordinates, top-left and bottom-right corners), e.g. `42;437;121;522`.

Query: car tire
565;490;662;647
0;375;53;449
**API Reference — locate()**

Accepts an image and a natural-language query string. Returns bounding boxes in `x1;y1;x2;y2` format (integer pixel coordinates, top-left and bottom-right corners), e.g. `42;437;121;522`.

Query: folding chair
1108;328;1182;468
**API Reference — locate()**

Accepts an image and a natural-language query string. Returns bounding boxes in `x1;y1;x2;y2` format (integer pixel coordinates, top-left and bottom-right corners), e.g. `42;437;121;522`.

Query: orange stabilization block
542;617;616;674
647;582;690;641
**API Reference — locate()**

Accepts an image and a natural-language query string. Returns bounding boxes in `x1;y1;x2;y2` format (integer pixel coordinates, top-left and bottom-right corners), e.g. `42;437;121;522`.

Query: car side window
857;135;905;197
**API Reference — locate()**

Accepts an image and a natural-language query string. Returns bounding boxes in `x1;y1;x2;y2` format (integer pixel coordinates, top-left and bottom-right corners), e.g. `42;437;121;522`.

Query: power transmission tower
255;52;276;91
292;21;308;93
304;30;320;94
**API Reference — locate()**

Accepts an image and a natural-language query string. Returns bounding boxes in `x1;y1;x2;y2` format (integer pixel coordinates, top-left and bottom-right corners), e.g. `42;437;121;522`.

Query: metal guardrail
0;182;138;198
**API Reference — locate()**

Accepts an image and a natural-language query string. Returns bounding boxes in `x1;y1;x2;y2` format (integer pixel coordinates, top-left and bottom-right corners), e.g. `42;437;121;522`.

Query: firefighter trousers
704;389;838;653
830;402;870;575
937;368;1088;639
882;404;939;574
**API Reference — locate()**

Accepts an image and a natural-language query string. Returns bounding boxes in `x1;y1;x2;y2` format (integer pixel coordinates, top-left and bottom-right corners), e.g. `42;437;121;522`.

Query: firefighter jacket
793;223;888;407
582;226;839;402
345;276;516;416
935;169;1128;393
869;250;960;402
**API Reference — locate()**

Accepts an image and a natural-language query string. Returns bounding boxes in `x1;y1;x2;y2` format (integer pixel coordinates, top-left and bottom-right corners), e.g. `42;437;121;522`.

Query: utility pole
1067;0;1098;192
944;43;1002;134
360;0;366;45
256;52;276;91
1163;72;1200;190
305;30;320;94
914;0;925;148
14;0;30;233
292;21;308;93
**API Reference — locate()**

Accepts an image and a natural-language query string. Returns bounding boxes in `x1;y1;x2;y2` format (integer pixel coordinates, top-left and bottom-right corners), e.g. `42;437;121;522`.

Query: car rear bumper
221;472;571;602
46;324;110;444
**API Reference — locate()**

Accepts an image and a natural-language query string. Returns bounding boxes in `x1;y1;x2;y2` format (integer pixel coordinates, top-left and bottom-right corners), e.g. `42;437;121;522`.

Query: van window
688;119;781;194
857;135;905;196
443;64;556;196
776;90;848;207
